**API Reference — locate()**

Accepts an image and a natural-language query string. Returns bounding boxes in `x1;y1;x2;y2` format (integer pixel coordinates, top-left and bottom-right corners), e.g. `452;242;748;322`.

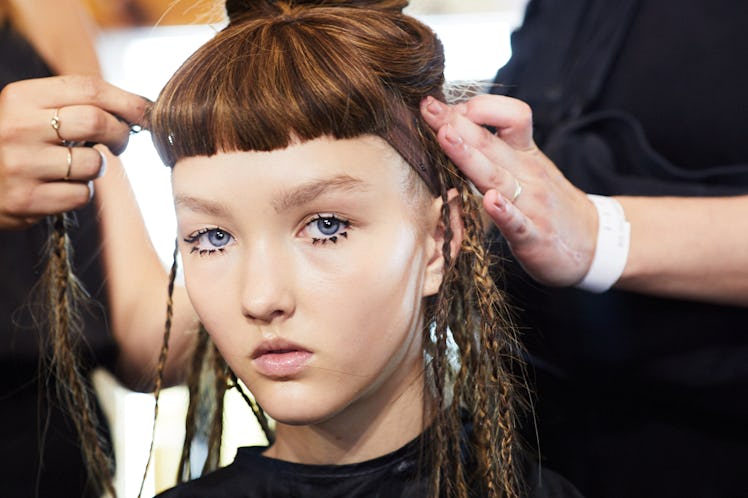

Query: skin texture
172;135;455;465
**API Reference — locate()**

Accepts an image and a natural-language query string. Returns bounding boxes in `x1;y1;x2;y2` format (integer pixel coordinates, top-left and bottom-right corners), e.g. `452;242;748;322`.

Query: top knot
226;0;408;22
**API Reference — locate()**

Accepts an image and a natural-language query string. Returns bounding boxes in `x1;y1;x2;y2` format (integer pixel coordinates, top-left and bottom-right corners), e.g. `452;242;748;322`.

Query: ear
423;188;464;297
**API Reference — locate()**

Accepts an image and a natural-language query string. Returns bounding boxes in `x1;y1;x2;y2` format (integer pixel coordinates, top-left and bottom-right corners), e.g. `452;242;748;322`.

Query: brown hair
148;1;525;496
41;214;115;497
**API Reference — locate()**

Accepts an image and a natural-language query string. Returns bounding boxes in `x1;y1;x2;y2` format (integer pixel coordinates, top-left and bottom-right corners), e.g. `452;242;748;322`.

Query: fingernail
494;193;507;212
424;96;444;116
96;148;107;178
444;124;465;149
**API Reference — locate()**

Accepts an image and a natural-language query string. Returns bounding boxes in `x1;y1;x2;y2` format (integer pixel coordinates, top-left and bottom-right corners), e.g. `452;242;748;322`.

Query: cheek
367;226;424;302
182;259;236;345
328;226;426;354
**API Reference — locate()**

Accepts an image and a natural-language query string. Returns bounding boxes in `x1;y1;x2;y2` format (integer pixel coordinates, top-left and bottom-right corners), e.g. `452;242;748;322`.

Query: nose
240;241;295;323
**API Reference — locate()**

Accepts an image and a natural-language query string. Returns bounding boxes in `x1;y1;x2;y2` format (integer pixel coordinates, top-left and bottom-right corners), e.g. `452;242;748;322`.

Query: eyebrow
173;174;369;216
174;195;231;216
271;174;369;212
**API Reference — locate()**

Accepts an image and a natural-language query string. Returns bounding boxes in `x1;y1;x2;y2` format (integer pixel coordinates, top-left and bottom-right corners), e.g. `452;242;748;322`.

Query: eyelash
182;214;351;256
184;227;232;256
305;213;351;246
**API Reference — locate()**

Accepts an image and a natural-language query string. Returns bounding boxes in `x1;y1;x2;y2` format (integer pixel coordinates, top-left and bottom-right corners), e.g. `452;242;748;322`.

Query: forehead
172;135;415;195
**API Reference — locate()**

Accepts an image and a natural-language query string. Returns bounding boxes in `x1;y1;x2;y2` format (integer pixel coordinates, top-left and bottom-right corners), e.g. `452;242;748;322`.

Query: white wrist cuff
575;195;631;293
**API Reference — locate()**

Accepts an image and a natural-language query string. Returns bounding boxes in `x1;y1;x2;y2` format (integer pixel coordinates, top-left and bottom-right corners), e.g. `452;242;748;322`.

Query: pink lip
251;339;312;378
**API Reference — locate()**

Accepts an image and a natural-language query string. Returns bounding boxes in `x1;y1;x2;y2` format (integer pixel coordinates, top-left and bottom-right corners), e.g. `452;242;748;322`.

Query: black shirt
157;419;582;498
597;0;748;169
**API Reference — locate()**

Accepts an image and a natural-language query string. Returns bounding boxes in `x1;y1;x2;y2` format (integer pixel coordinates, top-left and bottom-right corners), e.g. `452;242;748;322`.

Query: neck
266;363;435;465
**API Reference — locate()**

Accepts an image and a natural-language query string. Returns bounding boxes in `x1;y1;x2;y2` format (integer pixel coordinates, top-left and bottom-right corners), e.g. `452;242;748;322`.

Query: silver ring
510;178;523;203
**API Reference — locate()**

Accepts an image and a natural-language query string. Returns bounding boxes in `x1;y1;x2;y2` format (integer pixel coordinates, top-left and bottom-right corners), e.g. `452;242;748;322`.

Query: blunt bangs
149;11;436;168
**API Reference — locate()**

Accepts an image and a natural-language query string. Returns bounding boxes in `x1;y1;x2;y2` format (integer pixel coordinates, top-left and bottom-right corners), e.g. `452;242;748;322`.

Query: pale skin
172;136;463;465
421;94;748;307
0;0;196;386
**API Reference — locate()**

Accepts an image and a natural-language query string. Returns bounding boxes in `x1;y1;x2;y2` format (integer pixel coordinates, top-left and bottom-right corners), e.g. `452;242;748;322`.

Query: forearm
83;0;223;27
132;0;222;25
94;153;197;389
615;195;748;306
9;0;100;75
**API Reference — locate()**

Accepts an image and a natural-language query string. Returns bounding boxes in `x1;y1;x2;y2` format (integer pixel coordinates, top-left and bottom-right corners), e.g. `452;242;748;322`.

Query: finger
39;105;132;154
0;214;44;231
5;75;148;127
483;189;539;249
436;122;519;196
422;95;535;152
4;181;93;219
36;145;106;182
422;96;521;171
41;180;95;213
460;94;535;151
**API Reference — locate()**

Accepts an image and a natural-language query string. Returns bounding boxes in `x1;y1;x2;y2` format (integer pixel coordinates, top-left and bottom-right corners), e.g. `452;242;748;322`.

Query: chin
258;390;348;427
270;413;326;427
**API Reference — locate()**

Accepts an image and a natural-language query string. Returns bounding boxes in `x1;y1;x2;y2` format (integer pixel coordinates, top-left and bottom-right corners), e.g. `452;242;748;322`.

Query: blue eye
317;217;341;236
207;228;231;247
305;214;350;245
184;227;234;255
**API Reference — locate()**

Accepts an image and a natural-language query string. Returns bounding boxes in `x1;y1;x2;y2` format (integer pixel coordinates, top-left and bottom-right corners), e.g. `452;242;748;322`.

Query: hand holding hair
0;75;148;229
421;94;601;287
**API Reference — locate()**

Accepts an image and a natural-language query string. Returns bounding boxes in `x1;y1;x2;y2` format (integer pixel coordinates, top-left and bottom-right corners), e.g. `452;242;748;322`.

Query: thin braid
45;213;115;497
427;308;451;497
202;343;228;474
228;370;275;445
177;324;211;483
441;185;474;498
178;333;277;483
138;239;180;498
422;151;526;498
460;181;524;498
460;189;503;497
424;166;474;498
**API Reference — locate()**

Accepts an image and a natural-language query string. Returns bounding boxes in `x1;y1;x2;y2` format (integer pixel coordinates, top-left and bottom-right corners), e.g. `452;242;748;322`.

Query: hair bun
226;0;408;22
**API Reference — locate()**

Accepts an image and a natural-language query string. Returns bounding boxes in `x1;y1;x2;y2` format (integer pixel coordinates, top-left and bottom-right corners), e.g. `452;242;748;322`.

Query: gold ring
64;146;73;181
510;179;523;203
50;108;65;143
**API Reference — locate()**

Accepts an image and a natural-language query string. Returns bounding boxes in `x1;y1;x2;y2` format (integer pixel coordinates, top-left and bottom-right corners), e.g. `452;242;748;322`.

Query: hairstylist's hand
0;75;148;230
421;94;597;287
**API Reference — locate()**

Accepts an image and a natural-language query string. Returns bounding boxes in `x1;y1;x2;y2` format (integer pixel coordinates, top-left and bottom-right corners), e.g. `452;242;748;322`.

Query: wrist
575;195;631;293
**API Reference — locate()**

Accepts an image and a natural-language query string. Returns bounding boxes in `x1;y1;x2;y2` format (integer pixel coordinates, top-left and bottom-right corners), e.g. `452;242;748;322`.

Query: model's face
173;136;444;429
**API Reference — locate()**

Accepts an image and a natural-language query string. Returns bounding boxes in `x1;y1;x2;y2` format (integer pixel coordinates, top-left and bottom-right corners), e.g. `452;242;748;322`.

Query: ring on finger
510;178;523;203
64;145;73;181
50;108;66;144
